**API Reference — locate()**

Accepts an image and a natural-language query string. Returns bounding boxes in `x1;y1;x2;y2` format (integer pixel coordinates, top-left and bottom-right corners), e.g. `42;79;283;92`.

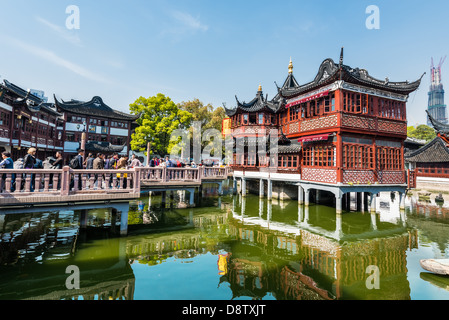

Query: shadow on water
1;181;449;300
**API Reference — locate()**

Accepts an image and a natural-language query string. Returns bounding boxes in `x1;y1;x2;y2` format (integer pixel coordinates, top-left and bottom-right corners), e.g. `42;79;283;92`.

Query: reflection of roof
54;95;140;121
85;141;125;153
405;137;449;163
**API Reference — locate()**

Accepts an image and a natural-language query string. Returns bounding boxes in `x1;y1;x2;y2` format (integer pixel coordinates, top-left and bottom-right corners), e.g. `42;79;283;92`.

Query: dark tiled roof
405;137;449;163
225;89;283;117
279;57;423;99
54;95;139;121
85;141;125;153
270;143;302;154
2;80;62;116
426;110;449;134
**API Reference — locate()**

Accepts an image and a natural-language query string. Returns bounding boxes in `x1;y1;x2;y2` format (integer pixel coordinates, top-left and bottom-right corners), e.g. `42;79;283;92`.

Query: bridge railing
0;166;232;197
0;166;141;197
139;166;231;183
201;167;229;179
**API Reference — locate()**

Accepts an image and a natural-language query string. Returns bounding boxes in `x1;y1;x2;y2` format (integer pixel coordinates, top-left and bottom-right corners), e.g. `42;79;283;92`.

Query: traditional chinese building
54;96;139;161
405;110;449;181
0;79;64;160
226;49;423;213
0;77;139;164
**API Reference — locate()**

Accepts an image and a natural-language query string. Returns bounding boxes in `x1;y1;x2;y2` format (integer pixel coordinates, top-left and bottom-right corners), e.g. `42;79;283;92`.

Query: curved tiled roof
279;58;424;99
405;137;449;163
54;95;140;121
225;89;283;117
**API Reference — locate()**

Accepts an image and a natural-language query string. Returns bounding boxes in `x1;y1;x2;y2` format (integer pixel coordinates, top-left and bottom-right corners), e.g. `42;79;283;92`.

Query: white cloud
35;16;82;47
172;11;209;32
3;36;110;84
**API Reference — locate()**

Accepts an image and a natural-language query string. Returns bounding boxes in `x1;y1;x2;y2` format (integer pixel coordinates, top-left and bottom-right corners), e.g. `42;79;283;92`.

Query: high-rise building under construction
427;56;447;125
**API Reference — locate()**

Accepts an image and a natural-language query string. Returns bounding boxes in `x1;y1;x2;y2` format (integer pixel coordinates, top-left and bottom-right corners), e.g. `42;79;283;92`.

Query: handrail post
60;166;70;196
134;168;141;194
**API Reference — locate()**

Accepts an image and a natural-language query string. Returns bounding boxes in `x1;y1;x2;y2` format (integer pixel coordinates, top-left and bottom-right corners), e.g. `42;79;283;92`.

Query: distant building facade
427;57;447;125
0;78;139;164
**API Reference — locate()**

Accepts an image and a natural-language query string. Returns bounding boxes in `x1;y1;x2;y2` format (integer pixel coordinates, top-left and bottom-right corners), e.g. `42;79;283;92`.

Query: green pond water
1;182;449;300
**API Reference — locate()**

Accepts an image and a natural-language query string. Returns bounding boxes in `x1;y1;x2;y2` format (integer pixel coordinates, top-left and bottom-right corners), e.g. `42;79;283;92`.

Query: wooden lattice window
342;143;374;169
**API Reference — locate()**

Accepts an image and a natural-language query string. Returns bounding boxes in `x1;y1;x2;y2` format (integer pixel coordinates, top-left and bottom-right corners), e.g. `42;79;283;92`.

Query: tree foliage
129;93;192;156
407;124;436;142
177;99;226;132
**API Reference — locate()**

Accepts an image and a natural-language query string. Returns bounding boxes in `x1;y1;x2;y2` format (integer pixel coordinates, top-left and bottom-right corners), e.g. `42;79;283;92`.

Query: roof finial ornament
258;84;262;92
288;57;293;74
339;47;344;67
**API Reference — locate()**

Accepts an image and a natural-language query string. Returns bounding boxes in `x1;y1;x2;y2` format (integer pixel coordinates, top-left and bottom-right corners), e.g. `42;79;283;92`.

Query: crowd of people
1;147;223;172
0;147;225;192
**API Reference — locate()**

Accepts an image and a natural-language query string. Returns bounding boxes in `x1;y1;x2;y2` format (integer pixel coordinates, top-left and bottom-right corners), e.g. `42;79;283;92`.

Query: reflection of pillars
233;178;237;195
120;209;128;236
111;208;118;234
241;197;246;216
189;209;194;225
370;212;377;230
336;194;343;214
267;200;272;225
304;189;310;207
399;192;406;211
356;192;362;212
316;190;320;204
161;191;167;208
241;178;247;197
80;209;88;230
170;191;174;208
400;210;406;227
267;180;272;201
259;199;264;217
335;213;343;239
148;191;152;209
218;182;223;196
259;179;264;198
304;206;309;225
370;193;377;213
298;185;304;205
189;189;195;206
218;196;222;208
298;205;304;223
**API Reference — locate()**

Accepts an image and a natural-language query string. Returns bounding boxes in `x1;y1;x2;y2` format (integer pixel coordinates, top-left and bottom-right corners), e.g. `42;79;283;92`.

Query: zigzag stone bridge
0;166;232;209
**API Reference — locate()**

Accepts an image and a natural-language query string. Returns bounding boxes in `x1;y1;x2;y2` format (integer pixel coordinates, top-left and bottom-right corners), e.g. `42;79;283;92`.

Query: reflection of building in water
406;199;449;256
227;201;419;300
0;209;135;300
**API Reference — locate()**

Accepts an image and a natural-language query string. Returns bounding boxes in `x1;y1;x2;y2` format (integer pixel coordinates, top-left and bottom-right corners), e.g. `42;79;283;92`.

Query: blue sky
0;0;448;125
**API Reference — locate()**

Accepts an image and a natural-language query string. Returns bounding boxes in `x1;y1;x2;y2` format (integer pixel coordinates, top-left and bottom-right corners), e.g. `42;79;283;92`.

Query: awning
286;90;330;108
298;134;330;143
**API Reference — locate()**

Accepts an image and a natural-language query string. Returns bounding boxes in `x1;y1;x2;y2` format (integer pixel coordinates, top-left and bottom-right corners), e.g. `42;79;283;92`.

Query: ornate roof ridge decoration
54;95;140;121
426;109;449;134
405;136;449;163
2;80;62;116
225;85;283;117
279;50;424;99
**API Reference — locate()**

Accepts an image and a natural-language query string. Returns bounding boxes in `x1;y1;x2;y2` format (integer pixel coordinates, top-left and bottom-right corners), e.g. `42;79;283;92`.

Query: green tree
407;124;436;142
177;99;226;132
129;94;192;156
177;99;227;157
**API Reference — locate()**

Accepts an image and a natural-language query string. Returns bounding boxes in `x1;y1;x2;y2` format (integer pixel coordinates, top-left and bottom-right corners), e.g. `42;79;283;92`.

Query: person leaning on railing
116;155;129;188
0;151;15;192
